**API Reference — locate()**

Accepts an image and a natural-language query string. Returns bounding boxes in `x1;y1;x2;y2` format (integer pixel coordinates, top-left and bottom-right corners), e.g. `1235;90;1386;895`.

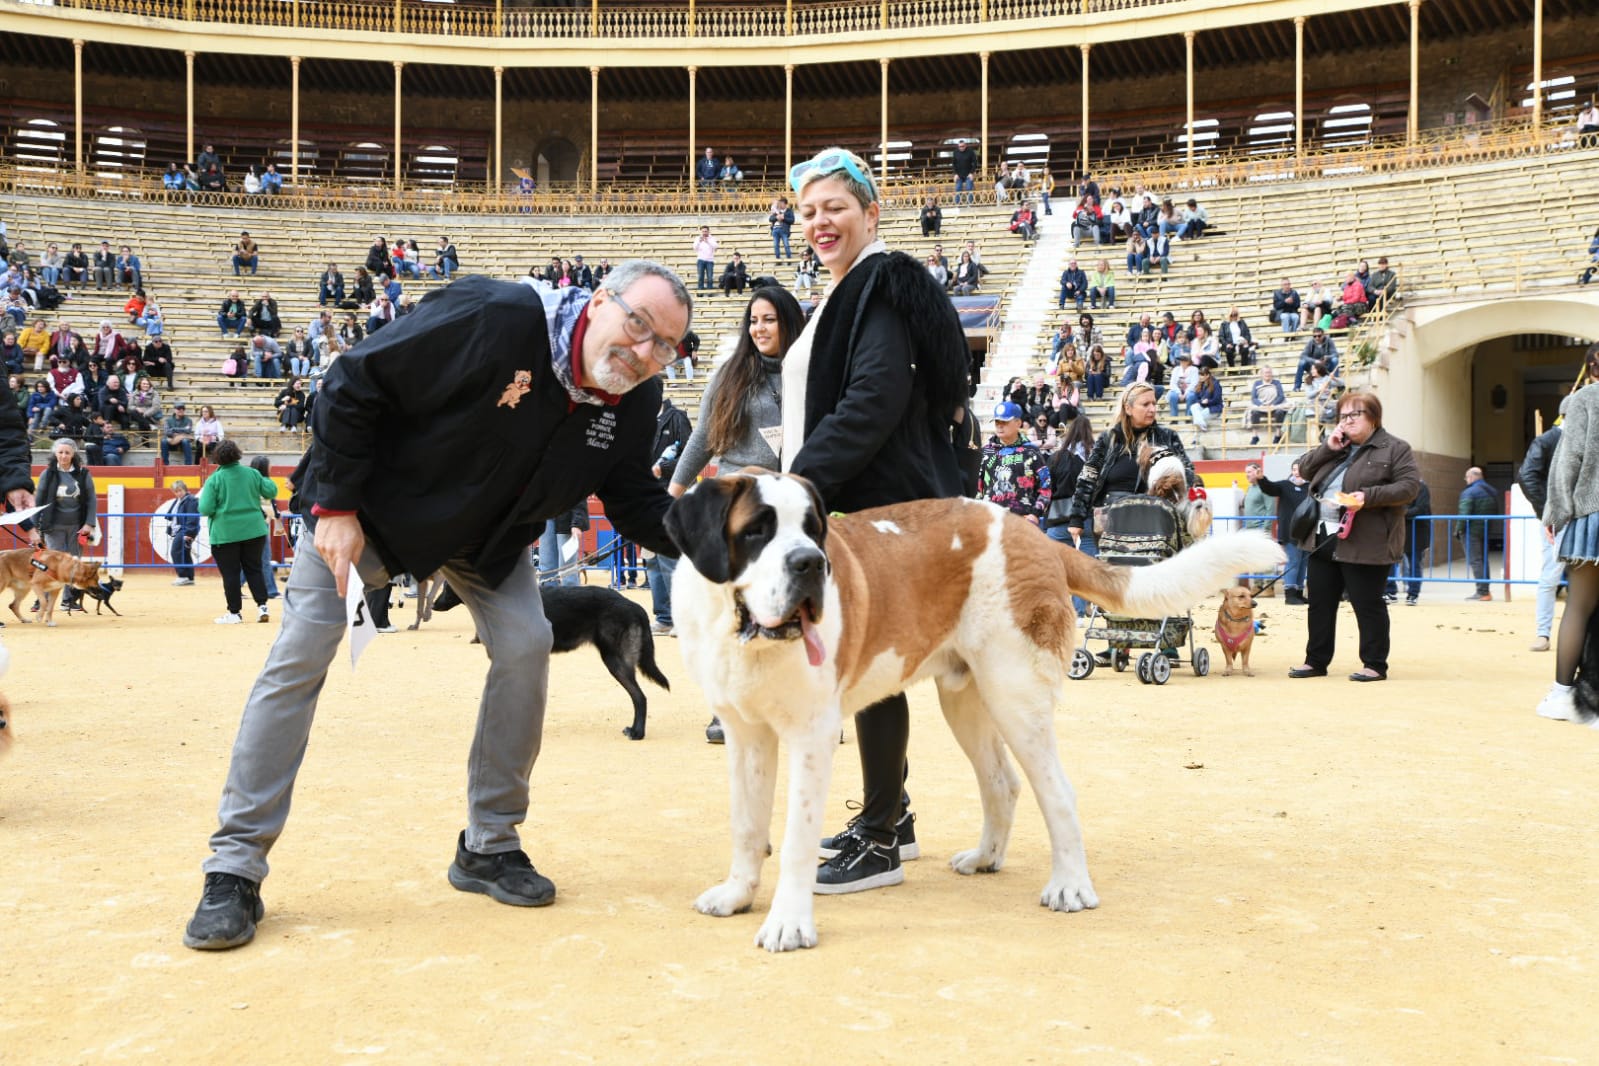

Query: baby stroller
1067;493;1210;685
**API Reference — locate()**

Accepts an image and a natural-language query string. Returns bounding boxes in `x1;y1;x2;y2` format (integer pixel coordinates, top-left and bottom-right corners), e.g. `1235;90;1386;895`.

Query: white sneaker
1529;636;1551;652
1535;683;1577;722
172;577;194;586
257;604;270;623
214;612;242;625
376;624;398;634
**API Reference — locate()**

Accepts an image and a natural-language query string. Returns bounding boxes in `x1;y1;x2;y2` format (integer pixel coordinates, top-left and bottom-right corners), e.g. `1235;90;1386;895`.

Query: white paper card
758;425;784;461
346;578;377;669
0;505;46;527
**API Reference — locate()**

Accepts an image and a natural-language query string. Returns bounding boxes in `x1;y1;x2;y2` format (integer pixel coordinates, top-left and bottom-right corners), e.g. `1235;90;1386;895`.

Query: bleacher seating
6;141;1596;462
0;194;1025;457
1005;145;1599;455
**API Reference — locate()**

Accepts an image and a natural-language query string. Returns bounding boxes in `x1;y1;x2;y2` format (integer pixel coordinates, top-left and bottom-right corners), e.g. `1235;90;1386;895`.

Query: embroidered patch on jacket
496;370;533;408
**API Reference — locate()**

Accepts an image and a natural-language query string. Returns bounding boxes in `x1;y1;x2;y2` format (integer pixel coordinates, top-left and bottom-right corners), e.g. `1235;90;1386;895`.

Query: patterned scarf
522;277;601;407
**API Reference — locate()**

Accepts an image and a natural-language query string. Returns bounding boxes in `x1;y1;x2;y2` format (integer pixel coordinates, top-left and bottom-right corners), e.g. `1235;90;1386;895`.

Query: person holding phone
1289;391;1419;682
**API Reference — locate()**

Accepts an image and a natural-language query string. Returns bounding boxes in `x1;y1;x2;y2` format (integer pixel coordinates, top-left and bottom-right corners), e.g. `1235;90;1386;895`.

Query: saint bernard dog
666;469;1284;952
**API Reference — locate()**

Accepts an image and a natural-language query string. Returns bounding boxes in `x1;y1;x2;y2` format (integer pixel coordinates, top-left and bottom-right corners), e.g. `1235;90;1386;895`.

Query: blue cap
992;402;1024;421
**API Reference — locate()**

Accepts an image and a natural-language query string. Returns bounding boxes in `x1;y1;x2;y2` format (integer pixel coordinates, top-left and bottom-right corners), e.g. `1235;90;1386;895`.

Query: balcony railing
42;0;1155;39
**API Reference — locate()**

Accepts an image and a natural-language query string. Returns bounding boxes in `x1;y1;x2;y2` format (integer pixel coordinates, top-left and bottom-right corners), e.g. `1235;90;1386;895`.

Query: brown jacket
1297;426;1420;566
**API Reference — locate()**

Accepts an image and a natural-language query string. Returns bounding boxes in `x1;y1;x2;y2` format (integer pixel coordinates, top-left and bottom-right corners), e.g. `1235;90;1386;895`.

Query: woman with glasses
671;285;806;744
781;146;971;895
1289;391;1420;682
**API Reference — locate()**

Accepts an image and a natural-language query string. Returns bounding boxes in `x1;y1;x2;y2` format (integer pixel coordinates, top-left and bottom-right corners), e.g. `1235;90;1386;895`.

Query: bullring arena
2;579;1597;1061
1;0;1598;1059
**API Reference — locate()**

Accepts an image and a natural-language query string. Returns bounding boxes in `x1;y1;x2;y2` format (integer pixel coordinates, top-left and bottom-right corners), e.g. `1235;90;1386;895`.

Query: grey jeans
203;534;553;884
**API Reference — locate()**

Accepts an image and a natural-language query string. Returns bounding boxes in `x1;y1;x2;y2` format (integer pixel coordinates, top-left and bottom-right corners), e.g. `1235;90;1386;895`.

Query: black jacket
950;146;977;179
1068;423;1194;527
1256;473;1309;547
789;250;966;513
0;375;32;500
296;276;673;587
1518;425;1562;519
652;400;692;486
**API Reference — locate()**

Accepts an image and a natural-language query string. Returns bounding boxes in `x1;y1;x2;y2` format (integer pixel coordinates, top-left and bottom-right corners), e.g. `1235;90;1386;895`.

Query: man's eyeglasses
610;292;680;366
788;149;878;199
1337;409;1368;423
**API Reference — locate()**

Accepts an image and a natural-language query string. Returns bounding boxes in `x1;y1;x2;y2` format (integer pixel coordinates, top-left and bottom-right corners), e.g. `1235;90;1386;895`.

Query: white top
781;237;888;469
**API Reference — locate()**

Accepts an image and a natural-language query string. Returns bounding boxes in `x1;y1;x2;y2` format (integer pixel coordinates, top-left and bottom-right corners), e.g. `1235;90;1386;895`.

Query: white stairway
977;220;1072;408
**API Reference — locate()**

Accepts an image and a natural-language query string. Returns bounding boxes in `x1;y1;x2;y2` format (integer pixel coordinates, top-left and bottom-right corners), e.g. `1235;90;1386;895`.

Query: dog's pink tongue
800;612;827;668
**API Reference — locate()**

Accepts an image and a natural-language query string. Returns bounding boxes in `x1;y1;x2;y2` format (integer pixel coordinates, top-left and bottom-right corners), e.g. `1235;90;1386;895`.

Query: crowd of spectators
1034;234;1394;449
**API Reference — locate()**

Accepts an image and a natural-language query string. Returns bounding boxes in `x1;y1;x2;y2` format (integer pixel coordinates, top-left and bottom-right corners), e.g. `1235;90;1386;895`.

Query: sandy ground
0;574;1595;1065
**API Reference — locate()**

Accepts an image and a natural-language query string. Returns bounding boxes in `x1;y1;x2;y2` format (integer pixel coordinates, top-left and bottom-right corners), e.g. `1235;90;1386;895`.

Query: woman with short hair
199;440;277;625
782;145;970;894
1289;391;1419;682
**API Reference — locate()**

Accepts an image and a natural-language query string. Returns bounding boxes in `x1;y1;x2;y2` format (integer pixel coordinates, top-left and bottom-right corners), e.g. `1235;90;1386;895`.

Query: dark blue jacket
169;493;201;539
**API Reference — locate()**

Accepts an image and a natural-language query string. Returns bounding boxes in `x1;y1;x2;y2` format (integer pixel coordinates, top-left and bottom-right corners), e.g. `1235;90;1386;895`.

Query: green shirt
198;464;277;546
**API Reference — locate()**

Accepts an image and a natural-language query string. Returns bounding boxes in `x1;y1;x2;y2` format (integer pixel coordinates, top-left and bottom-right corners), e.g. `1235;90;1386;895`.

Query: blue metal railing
1214;511;1543;589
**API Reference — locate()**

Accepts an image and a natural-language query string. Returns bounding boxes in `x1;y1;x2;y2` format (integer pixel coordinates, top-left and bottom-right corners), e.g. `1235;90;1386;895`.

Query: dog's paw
694;880;755;918
754;909;818;952
621;725;645;741
1040;871;1099;912
949;847;1003;875
1223;664;1233;676
1244;667;1255;677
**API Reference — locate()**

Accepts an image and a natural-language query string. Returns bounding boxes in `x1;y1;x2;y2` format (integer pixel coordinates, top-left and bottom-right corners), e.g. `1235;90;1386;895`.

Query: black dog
433;583;669;740
79;576;125;616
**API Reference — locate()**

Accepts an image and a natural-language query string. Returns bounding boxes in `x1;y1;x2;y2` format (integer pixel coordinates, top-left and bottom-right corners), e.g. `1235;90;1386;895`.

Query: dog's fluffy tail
1071;530;1286;618
639;638;671;691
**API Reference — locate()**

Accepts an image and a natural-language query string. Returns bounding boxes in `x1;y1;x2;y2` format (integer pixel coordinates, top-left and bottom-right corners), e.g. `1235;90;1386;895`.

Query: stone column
74;39;84;177
1080;43;1091;176
494;66;504;190
591;66;601;194
980;51;990;178
687;65;697;191
393;61;404;195
879;58;890;189
1185;31;1196;167
290;56;301;188
784;65;794;176
1531;0;1544;130
1294;16;1305;159
1407;0;1421;144
185;50;194;167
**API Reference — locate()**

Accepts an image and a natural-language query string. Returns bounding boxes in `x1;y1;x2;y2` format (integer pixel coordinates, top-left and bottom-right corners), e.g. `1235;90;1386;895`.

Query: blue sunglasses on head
788;150;877;198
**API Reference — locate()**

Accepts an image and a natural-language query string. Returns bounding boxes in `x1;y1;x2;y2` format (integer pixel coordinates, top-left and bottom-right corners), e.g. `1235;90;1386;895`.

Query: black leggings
1556;562;1599;686
211;535;267;615
852;692;909;844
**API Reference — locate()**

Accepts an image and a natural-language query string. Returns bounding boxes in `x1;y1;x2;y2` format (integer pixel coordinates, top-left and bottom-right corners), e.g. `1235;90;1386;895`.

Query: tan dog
0;547;105;627
1214;585;1257;676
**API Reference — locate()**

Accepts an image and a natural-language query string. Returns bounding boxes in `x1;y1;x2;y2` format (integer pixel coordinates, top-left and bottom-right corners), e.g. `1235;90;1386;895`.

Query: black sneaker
447;830;555;907
819;806;918;861
705;716;724;744
183;872;264;951
1283;589;1307;606
814;830;904;895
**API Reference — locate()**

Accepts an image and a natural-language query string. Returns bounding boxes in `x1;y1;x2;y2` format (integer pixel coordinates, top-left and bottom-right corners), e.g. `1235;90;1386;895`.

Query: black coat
296;276;673;587
1518;425;1562;519
652;400;692;486
0;374;32;499
789;250;966;514
1068;423;1194;527
1256;473;1309;547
